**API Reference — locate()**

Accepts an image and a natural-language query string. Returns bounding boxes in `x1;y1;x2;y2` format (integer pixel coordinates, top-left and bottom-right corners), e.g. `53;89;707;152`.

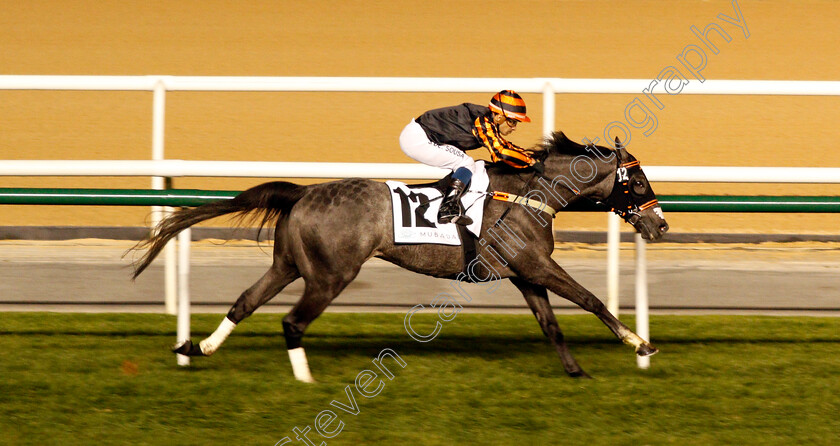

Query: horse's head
602;137;669;241
538;132;669;241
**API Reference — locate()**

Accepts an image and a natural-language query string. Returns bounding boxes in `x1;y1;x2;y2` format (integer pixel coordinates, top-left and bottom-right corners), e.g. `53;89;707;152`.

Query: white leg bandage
288;347;315;383
199;317;237;356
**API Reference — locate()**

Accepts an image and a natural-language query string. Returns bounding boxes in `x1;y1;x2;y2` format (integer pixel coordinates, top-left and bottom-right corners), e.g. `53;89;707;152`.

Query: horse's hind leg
282;271;360;383
173;263;299;357
510;278;591;379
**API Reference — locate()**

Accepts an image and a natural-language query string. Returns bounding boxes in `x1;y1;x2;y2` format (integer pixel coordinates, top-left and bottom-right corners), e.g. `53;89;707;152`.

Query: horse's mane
485;131;614;174
540;131;614;158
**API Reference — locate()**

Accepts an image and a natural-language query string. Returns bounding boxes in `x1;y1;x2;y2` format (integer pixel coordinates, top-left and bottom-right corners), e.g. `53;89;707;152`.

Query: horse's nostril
660;224;669;233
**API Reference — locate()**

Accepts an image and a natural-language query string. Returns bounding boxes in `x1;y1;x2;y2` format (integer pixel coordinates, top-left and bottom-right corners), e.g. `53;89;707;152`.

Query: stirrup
437;177;472;226
450;214;473;226
438;205;473;226
438;214;472;226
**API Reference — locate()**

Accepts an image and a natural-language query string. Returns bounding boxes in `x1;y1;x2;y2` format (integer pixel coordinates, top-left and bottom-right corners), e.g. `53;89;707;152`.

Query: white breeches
399;120;476;175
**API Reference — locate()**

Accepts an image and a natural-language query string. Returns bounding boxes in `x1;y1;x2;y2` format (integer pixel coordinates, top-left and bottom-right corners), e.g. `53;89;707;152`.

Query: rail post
176;227;191;366
635;233;650;369
150;78;177;315
542;81;555;138
607;213;621;316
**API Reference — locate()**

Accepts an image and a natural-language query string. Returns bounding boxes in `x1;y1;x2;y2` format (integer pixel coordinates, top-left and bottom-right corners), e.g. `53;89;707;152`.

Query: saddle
386;163;491;274
399;176;479;269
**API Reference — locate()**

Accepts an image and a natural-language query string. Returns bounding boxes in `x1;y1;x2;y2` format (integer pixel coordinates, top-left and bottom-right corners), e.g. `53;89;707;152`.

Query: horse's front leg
509;277;591;378
517;257;658;357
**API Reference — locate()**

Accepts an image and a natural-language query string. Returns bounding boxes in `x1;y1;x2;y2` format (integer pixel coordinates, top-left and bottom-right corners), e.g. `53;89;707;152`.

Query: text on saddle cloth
386;161;489;245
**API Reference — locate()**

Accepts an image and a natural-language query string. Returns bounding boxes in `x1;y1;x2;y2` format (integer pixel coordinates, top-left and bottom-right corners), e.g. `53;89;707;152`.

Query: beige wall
1;1;838;232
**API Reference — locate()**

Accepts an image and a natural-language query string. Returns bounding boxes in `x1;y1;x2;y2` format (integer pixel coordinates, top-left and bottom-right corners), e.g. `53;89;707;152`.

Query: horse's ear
614;136;628;160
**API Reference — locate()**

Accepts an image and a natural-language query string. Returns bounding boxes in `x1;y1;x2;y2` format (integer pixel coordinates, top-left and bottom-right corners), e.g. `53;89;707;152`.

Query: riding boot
437;178;474;226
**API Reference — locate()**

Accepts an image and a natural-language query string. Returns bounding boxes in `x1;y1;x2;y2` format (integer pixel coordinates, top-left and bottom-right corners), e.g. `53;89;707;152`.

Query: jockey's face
493;112;519;136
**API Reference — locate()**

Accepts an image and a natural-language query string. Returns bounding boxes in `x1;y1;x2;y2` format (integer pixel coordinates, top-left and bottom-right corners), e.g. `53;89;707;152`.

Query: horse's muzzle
636;219;669;242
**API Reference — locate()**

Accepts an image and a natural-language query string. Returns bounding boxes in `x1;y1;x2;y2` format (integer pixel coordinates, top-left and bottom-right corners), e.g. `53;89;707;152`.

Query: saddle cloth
386;161;489;245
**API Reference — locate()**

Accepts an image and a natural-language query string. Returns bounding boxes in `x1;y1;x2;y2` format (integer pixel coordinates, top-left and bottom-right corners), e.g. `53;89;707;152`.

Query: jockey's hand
524;146;547;161
531;160;545;174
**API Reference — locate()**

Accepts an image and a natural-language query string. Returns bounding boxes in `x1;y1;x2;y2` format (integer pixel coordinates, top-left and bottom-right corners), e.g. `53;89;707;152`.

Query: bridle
594;147;659;226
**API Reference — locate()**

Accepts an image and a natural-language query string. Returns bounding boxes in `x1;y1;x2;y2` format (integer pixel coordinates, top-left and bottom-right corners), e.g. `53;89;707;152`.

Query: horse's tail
130;181;306;279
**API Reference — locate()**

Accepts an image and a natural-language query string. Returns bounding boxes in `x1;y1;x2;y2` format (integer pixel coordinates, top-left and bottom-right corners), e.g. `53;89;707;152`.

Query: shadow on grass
4;328;837;364
2;329;838;344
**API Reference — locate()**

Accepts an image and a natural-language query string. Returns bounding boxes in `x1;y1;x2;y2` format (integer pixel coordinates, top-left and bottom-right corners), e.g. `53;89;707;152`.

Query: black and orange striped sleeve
472;116;535;169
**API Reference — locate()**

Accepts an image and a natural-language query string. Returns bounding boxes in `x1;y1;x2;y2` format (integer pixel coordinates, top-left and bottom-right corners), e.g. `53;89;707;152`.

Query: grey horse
131;132;668;381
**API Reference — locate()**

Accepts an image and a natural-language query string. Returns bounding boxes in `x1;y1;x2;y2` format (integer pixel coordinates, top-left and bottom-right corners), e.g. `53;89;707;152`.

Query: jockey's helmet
489;90;531;123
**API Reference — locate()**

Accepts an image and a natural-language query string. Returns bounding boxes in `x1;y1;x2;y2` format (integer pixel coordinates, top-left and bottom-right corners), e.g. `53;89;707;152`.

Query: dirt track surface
1;1;839;234
2;240;837;316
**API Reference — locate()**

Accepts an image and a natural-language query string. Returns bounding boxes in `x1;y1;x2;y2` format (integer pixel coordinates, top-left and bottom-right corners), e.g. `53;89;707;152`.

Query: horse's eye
631;179;647;195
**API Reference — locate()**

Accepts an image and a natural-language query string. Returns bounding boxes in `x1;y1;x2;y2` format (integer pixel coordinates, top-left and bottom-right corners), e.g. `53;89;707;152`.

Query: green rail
658;195;840;213
1;188;840;212
0;188;240;207
566;195;840;213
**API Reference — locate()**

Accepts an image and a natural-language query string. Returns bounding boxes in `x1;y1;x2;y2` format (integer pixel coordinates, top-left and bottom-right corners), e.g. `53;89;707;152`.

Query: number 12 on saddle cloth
386;162;489;245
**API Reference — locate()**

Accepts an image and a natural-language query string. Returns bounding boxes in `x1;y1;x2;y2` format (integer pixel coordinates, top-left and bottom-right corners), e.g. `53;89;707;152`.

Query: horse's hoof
636;343;659;357
172;339;205;356
569;369;593;379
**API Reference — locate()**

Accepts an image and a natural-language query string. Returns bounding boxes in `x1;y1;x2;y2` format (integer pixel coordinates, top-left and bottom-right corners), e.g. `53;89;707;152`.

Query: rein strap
491;191;557;216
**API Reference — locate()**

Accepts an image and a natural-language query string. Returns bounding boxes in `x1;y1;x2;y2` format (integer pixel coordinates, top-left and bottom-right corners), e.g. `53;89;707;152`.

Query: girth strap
457;224;478;281
491;191;557;216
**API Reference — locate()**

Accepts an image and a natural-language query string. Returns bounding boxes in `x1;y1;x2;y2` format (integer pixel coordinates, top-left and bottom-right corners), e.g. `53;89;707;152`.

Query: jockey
399;89;539;226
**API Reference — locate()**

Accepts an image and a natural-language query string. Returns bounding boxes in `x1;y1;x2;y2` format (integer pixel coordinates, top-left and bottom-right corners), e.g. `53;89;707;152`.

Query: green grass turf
1;313;839;445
